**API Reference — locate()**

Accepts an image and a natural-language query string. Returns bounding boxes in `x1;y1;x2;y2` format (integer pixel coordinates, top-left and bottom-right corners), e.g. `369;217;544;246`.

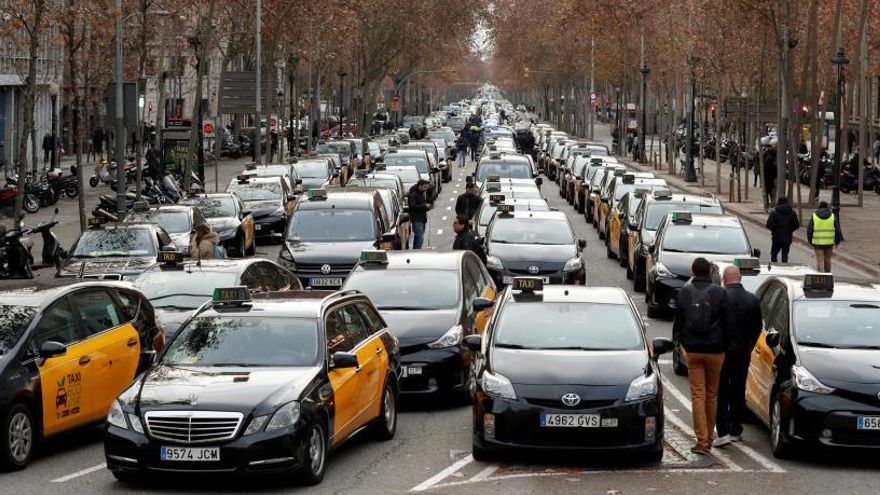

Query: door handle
126;338;138;347
376;347;383;355
78;355;91;366
754;347;761;354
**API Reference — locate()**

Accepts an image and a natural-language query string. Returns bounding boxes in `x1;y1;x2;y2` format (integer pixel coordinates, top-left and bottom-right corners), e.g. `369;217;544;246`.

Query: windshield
316;143;351;158
135;271;238;309
288;209;375;242
163;316;319;367
429;132;455;143
183;197;235;219
646;203;724;230
73;229;156;257
490;219;573;245
128;211;191;234
385;155;428;173
227;182;282;202
343;270;459;310
0;306;37;356
662;225;749;254
794;301;880;348
294;162;329;178
494;303;642;350
477;163;532;181
349;177;399;191
386;167;421;183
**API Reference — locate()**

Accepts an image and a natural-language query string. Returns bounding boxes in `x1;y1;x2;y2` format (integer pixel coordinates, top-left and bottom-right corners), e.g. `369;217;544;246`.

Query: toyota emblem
561;393;581;407
320;264;332;275
528;265;539;274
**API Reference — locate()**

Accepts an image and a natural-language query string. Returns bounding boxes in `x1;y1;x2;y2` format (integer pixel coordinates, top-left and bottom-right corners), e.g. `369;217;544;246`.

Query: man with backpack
672;257;731;455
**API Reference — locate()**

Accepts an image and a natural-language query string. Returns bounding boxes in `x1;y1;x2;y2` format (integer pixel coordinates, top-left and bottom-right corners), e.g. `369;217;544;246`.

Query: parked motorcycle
90;158;134;187
0;221;34;279
0;181;40;214
29;207;66;270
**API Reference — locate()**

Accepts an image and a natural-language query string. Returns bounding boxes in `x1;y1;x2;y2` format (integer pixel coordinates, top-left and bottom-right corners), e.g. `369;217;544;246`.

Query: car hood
60;256;157;278
206;217;240;232
377;309;458;347
154;308;198;340
300;178;328;191
659;251;747;277
489;242;576;264
491;348;648;386
244;201;282;217
285;240;376;263
132;364;321;414
799;347;880;390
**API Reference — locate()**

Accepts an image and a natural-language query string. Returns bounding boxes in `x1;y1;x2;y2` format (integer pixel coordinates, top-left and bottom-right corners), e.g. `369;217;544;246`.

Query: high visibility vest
812;213;835;246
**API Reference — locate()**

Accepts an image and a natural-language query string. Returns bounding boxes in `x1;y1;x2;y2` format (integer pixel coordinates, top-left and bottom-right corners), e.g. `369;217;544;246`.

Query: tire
1;403;34;471
472;440;495;462
606;242;616;259
64;186;78;198
874;183;880;195
233;235;246;258
295;424;327;485
633;260;646;292
371;382;397;441
23;195;39;214
626;261;634;280
577;195;585;214
672;348;688;376
619;237;628;267
245;238;256;256
646;304;663;319
89;176;99;187
770;395;794;459
644;447;664;463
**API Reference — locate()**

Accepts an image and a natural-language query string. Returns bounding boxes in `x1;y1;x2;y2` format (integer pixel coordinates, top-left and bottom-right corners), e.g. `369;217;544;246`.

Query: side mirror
287;194;298;202
472;297;495;312
752;248;761;258
398;212;410;224
330;352;359;370
463;334;482;352
577;239;587;250
534;177;543;186
647;244;655;255
381;232;398;243
652;337;675;356
161;245;176;252
39;341;67;360
295;178;303;185
765;331;781;348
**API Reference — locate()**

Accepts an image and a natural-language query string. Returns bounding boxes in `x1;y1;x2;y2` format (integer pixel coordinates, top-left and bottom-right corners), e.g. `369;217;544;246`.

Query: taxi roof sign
671;211;693;223
653;188;673;199
88;216;107;227
360;250;389;264
236;174;250;183
590;157;603;164
613;168;626;177
485;181;501;192
803;273;834;295
157;251;184;264
512;276;543;293
212;286;252;305
622;173;636;184
486;175;501;182
132;200;150;212
733;258;760;270
489;194;506;204
307;188;328;200
497;203;515;214
633;187;652;197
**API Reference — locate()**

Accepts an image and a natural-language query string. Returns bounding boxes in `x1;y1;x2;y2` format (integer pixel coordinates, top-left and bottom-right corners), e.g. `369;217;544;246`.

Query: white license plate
401;366;422;378
254;224;262;231
540;414;600;428
310;277;343;287
503;276;551;284
857;416;880;430
160;446;220;462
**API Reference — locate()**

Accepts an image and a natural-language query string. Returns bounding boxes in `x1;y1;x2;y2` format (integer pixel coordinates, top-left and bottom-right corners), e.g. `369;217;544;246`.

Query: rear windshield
662;225;749;255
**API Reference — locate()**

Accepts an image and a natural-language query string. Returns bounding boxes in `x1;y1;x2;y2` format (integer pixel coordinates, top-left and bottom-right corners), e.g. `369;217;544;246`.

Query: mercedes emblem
320;264;332;275
528;265;539;274
561;393;581;407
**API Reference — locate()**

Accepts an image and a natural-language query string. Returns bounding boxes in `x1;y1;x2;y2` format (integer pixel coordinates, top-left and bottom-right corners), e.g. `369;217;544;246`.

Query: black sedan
57;222;177;280
466;279;673;461
180;193;256;257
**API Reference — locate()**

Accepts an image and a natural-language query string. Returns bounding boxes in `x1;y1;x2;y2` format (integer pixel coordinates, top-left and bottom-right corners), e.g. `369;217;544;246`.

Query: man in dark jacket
765;196;800;263
672;257;730;455
452;216;486;264
406;180;432;249
455;182;480;222
714;266;763;447
806;201;843;272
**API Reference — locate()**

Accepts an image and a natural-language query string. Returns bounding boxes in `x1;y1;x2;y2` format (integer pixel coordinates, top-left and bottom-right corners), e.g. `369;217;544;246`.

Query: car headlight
654;262;675;279
481;370;516;400
107;400;127;429
792;364;834;394
128;413;144;434
244;415;269;436
278;247;296;268
429;325;463;349
625;373;658;402
486;255;504;271
265;401;301;431
272;207;286;217
563;257;583;272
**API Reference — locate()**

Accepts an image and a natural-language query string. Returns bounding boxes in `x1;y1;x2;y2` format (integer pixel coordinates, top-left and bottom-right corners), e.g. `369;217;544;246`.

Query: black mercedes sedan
466;279;673;461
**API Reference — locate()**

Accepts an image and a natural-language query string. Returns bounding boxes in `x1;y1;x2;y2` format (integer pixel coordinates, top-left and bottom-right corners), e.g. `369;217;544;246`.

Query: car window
355;302;385;335
114;289;140;321
259;262;294;291
760;284;784;329
71;290;124;336
29;298;79;355
461;260;480;307
767;292;790;337
325;305;368;353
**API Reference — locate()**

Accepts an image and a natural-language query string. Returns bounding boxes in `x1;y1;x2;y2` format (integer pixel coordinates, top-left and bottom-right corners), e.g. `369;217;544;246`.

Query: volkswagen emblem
320;264;332;275
561;393;581;407
528;265;539;274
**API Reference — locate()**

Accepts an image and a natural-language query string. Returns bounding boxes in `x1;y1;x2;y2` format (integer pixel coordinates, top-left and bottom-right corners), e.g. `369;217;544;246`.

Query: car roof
231;176;283;185
354;250;465;271
644;193;722;207
664;213;743;228
0;280;137;308
712;261;816;279
504;285;631;305
504;210;568;221
774;276;880;303
298;189;378;209
387;149;426;157
140;258;260;275
196;290;364;319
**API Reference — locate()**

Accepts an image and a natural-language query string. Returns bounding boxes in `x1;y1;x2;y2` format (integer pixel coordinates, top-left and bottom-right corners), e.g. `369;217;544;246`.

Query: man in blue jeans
406;180;432;249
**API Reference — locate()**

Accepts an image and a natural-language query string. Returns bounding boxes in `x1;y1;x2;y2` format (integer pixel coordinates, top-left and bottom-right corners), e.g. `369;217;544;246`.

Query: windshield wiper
376;306;421;311
490;239;511;244
798;341;837;348
494;343;528;349
661;248;685;252
209;363;257;367
835;345;880;350
155;305;199;311
539;346;614;351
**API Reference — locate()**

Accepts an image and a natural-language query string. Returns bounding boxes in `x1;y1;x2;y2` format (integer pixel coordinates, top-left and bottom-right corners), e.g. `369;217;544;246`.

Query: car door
326;304;377;439
29;297;92;436
324;306;361;445
746;283;786;424
645;218;666;282
69;288;140;423
237;197;256;250
628;201;645;270
465;255;497;334
354;302;390;420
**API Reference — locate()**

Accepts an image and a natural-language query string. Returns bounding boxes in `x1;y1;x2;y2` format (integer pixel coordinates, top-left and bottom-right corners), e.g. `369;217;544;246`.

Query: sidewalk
598;124;880;277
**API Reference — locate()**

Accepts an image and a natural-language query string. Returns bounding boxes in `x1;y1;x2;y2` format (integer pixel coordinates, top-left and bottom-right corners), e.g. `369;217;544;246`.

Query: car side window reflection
28;298;79;357
71;290;123;336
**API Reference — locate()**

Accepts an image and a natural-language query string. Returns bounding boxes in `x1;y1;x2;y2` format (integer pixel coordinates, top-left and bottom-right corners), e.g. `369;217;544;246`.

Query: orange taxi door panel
90;324;141;422
474;285;497;334
610;213;620;251
754;332;775;423
328;365;360;445
40;342;93;436
359;335;387;420
244;217;255;247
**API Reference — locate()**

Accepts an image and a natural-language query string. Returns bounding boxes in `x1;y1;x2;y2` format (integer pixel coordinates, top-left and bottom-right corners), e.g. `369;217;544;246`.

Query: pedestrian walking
714;266;763;447
455;182;480;222
456;133;469;167
270;129;279;162
42;132;54;165
452;216;486;264
807;201;843;272
765;196;800;263
672;257;730;455
189;223;220;260
467;125;481;162
406;179;432;249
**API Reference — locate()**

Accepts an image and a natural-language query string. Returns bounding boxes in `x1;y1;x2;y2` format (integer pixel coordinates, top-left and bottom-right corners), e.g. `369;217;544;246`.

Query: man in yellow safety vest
806;201;843;272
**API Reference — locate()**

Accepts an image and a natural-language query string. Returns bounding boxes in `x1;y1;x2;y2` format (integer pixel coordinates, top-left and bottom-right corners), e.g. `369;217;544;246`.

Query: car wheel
111;470;144;484
577;195;585;214
606;242;616;259
626;261;634;279
233;236;246;258
296;424;327;485
644;446;664;463
646;304;663;319
672;347;688;376
245;239;256;256
472;440;495;462
770;395;793;459
371;382;397;441
1;403;34;471
633;262;646;292
619;239;628;267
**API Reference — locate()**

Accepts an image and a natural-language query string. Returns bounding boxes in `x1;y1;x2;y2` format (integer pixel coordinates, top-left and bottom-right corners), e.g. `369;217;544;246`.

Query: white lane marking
660;374;785;472
411;454;474;492
469;465;499;482
664;407;743;472
446;206;452;210
51;463;107;483
453;190;458;194
449;197;455;202
437;229;443;235
442;216;447;221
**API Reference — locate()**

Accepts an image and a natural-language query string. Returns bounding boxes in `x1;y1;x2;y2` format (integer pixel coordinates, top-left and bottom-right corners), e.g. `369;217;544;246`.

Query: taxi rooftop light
622;173;636;184
88;216;107;227
360;250;389;264
236;174;250;183
497;203;515;214
653;188;673;199
212;286;252;306
613;168;626;177
307;188;328;200
633;187;652;198
486;175;501;182
803;274;834;295
512;276;543;293
671;211;693;223
157;251;184;264
734;258;760;270
132;201;150;212
591;157;603;164
485;181;501;192
489;194;506;204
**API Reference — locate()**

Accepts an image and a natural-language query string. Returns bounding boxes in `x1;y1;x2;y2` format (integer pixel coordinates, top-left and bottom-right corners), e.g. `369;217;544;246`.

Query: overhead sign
219;71;271;114
202;119;215;138
269;114;277;131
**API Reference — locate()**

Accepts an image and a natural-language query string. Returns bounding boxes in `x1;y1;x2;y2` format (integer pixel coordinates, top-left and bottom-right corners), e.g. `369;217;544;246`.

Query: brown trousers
814;247;833;272
684;350;725;449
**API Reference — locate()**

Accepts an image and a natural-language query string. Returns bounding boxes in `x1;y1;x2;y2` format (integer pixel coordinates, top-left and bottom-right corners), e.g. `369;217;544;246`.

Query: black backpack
683;285;714;336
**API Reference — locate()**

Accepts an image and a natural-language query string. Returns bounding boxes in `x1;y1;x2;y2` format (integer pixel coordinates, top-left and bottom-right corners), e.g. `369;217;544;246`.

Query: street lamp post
114;0;127;220
615;87;621;155
684;58;698;182
337;68;347;139
831;47;849;218
188;32;204;182
640;64;650;163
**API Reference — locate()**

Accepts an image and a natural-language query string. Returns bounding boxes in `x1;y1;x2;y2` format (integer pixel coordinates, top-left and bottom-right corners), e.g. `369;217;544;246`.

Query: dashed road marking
411;454;474;492
437;229;443;235
51;463;106;483
442;216;447;221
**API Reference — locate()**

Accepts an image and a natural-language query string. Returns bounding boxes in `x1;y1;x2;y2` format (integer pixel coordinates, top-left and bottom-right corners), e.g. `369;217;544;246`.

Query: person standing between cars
765;196;800;263
455;182;480;222
457;132;470;167
189;223;220;260
714;266;763;447
672;257;730;455
468;125;481;162
452;216;486;264
807;200;843;272
406;179;432;249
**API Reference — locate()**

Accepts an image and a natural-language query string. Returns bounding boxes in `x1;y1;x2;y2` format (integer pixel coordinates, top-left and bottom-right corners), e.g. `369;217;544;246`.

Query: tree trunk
856;0;869;206
184;0;215;192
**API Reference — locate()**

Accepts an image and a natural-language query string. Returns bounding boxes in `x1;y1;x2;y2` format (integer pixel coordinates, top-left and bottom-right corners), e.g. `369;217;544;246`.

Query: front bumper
489;267;584;287
647;275;687;310
252;216;286;239
398;345;466;395
104;423;309;475
785;392;880;449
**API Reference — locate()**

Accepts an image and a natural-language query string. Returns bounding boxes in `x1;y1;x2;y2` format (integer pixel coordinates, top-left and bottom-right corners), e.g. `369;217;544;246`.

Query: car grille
508;267;560;276
296;262;358;275
526;398;617;410
81;273;123;280
144;411;243;444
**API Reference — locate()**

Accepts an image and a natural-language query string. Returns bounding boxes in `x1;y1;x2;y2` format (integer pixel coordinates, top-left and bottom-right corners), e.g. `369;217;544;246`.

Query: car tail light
152;330;165;352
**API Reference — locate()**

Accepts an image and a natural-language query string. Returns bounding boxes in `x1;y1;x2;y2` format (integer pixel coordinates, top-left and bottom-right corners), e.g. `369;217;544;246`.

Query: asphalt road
2;149;876;494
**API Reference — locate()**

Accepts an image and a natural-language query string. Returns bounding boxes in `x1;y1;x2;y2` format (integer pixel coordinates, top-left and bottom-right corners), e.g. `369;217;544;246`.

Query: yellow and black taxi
124;204;208;256
240;163;304;195
474;197;550;238
627;191;724;292
180;193;256;257
598;173;661;241
57;220;177;280
334;186;410;250
346;171;406;201
278;188;399;289
316;140;356;182
342;251;496;398
225;175;297;242
484;210;586;287
709;258;817;294
133;255;303;338
606;184;668;263
466;278;673;461
645;212;758;318
0;280;164;469
384;148;441;198
103;286;400;484
744;274;880;457
587;164;626;226
473;152;539;189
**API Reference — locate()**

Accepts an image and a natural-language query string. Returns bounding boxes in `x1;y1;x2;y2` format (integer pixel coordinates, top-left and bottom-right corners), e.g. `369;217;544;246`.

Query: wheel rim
308;426;325;474
383;388;396;431
8;411;32;463
771;401;781;448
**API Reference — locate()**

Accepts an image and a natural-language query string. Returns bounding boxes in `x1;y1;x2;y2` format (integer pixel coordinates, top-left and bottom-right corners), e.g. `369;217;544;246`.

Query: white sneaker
730;435;743;443
712;435;732;447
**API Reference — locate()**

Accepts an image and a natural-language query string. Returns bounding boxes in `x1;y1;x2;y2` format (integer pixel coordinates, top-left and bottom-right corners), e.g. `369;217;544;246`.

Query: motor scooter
0;220;33;279
90;159;133;187
29;208;67;270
